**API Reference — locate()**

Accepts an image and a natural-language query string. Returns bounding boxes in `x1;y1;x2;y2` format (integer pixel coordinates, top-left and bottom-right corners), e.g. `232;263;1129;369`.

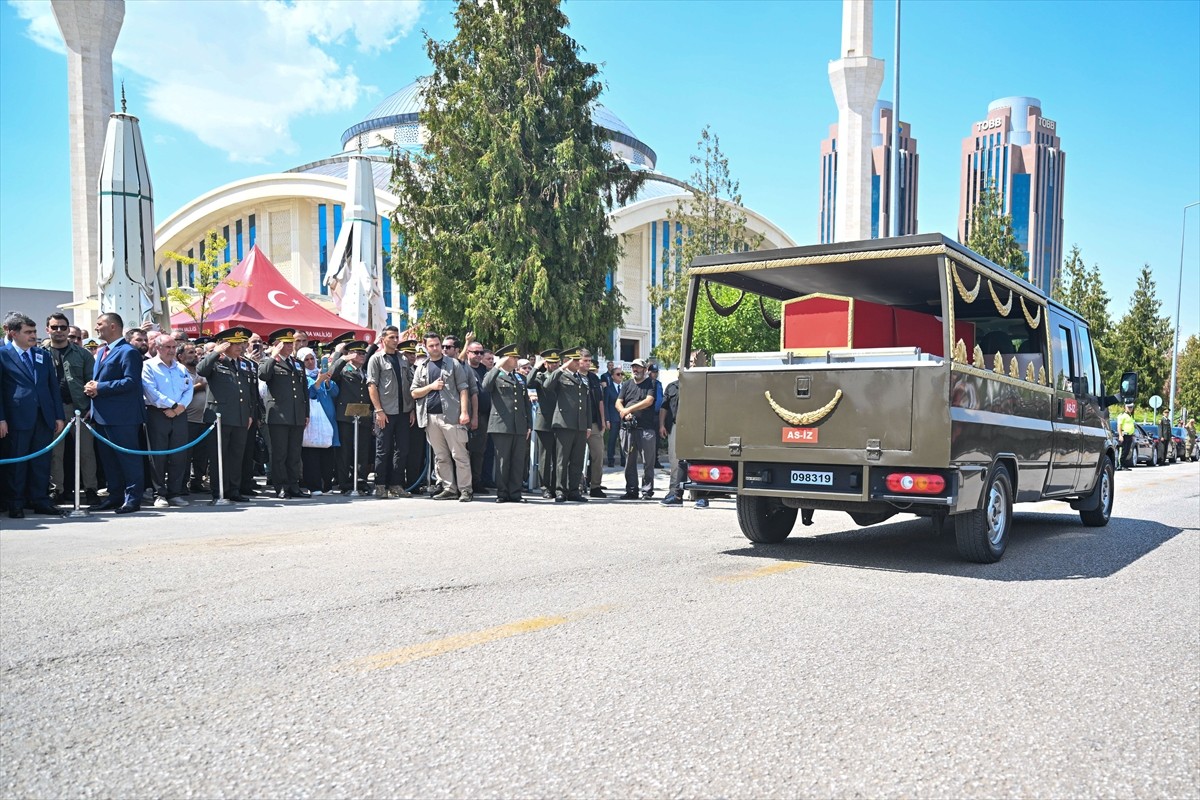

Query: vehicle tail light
885;472;946;494
688;464;735;484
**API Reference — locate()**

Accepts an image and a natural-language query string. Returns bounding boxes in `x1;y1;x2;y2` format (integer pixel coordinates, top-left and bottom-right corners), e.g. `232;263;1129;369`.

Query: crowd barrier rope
83;419;214;457
0;418;75;466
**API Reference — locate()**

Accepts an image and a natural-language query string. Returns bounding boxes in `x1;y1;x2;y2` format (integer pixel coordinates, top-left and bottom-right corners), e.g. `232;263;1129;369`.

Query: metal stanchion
67;411;88;517
349;415;363;497
213;412;231;506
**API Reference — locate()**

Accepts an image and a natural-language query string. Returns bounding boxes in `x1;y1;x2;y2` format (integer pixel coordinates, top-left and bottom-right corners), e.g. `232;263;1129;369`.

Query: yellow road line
347;607;608;672
716;562;811;583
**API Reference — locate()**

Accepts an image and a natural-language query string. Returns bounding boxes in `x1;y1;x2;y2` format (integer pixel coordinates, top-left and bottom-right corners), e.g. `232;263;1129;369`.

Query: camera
621;417;639;432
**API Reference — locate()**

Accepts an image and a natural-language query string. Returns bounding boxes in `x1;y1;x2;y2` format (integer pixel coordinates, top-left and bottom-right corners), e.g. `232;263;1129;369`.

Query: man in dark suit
481;343;531;503
547;347;592;503
84;312;146;514
0;313;66;518
258;328;310;498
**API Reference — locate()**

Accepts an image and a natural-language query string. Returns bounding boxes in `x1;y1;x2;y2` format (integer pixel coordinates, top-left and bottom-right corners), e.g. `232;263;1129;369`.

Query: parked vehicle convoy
676;234;1132;564
1170;426;1188;462
1137;423;1165;466
1110;419;1153;466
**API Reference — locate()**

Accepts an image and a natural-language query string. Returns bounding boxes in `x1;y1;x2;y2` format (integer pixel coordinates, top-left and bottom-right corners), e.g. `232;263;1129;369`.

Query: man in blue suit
0;313;66;518
84;312;146;514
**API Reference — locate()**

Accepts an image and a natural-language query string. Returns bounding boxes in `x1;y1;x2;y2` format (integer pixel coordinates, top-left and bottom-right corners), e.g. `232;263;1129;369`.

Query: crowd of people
0;310;705;518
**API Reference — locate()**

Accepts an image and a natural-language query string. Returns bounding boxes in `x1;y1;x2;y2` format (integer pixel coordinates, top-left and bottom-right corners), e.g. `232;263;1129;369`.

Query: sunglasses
48;325;69;331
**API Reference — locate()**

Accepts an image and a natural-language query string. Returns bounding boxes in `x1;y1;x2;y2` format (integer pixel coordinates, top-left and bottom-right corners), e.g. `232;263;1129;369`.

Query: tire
736;494;798;544
955;463;1013;563
1149;447;1159;467
1080;457;1114;527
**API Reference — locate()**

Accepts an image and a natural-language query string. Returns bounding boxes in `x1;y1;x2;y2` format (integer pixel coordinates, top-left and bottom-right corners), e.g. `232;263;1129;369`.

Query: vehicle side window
1052;324;1075;393
1077;326;1099;397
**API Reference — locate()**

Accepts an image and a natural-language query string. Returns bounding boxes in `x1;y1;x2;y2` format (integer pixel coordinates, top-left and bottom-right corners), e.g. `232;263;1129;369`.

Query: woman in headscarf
299;347;339;494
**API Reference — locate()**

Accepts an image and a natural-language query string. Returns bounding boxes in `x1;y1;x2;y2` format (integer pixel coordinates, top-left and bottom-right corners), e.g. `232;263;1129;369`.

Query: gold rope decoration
1020;296;1042;329
988;281;1013;316
764;389;843;426
951;261;981;303
1026;362;1036;383
973;345;985;368
993;352;1005;374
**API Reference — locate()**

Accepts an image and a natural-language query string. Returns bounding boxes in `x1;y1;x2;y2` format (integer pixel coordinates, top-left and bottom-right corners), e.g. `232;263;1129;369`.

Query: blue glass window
222;225;230;263
235;219;244;261
248;214;256;248
318;204;328;294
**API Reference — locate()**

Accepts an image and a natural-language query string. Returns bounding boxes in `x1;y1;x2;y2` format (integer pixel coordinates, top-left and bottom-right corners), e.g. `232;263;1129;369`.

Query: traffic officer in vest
547;347;592;503
1117;400;1136;470
195;327;256;501
531;349;560;499
481;342;531;503
259;328;310;498
330;339;373;494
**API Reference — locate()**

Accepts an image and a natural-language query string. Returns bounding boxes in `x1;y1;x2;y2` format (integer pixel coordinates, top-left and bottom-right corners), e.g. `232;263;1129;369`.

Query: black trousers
268;423;304;490
1120;434;1133;468
468;416;490;490
301;447;337;491
374;413;409;488
406;417;427;488
336;419;372;491
535;429;557;493
2;419;54;509
491;432;526;501
145;408;189;499
209;420;248;499
554;428;586;496
241;420;262;493
188;420;210;486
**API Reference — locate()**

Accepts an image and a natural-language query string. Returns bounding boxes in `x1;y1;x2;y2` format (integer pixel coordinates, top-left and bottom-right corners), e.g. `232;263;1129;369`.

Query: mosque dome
338;78;656;169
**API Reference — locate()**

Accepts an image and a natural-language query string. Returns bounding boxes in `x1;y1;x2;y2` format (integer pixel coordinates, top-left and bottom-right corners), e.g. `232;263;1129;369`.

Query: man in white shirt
142;333;194;507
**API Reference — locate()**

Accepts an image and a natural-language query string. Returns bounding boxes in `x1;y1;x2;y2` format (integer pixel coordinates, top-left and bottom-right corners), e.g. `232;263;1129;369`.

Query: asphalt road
2;461;1197;798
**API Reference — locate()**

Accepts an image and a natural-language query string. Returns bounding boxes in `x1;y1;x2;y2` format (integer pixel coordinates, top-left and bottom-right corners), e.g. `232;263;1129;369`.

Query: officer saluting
531;349;560;499
258;328;310;498
547;347;592;503
196;327;255;502
330;339;372;494
482;342;531;503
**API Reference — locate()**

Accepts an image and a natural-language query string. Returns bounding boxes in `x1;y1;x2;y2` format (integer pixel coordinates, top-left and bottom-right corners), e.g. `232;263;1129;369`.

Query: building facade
819;100;919;243
958;96;1065;294
155;79;794;361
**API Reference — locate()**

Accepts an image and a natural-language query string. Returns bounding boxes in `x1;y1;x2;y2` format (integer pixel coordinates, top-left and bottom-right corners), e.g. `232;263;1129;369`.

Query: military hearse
675;234;1133;563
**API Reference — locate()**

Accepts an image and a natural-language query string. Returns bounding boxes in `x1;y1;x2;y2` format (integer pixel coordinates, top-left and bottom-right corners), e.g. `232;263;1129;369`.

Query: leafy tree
387;0;643;354
1053;244;1115;385
1111;264;1173;402
649;126;773;364
164;229;239;336
966;182;1028;280
1174;334;1200;423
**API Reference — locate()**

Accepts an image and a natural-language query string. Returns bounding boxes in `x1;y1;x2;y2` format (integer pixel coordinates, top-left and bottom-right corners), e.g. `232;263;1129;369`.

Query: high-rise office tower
958;96;1064;293
819;100;919;243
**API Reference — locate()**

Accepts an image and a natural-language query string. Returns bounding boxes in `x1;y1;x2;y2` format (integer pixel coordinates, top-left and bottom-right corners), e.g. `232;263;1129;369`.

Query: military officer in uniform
258;328;310;498
482;343;531;503
330;339;373;494
196;327;256;502
531;349;560;499
547;347;592;503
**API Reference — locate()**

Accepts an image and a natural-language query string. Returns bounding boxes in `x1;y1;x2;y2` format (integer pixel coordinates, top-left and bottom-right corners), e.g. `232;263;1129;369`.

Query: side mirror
1120;371;1138;401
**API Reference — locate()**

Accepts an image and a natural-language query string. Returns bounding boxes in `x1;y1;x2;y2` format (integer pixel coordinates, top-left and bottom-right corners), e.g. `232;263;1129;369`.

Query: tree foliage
966;183;1028;280
1111;264;1173;402
649;126;774;365
1175;334;1200;422
1052;244;1116;386
164;229;238;336
387;0;643;354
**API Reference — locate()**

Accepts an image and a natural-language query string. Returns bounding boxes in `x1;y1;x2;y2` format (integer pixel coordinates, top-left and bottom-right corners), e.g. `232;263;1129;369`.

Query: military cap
214;326;252;344
540;349;561;363
495;342;520;359
83;338;101;350
398;340;419;355
328;331;355;349
560;347;583;361
193;336;212;346
345;339;370;354
267;327;297;344
588;361;598;372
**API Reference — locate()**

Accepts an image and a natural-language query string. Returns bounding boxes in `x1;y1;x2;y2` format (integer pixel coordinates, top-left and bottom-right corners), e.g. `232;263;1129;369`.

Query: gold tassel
1038;366;1046;385
1026;362;1035;382
951;260;981;303
993;352;1004;374
953;338;967;363
973;345;985;368
1009;358;1020;378
1020;296;1041;329
988;281;1013;316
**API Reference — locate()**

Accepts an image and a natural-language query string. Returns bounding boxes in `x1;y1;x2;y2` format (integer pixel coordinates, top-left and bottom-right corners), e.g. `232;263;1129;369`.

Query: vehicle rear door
1073;324;1108;493
1046;312;1082;493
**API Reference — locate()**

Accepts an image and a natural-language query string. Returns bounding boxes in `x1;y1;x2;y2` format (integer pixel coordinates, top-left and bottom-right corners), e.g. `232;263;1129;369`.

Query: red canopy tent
170;245;375;342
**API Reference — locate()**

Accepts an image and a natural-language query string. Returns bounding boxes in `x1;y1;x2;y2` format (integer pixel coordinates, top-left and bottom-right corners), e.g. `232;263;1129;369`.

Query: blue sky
1;0;1197;338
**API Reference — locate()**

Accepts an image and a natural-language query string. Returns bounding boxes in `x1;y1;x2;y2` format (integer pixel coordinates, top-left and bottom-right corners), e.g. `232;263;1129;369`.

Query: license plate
782;427;818;443
791;470;833;486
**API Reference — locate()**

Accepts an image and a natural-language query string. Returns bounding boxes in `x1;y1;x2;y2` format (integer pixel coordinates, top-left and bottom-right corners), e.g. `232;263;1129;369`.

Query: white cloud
9;0;424;163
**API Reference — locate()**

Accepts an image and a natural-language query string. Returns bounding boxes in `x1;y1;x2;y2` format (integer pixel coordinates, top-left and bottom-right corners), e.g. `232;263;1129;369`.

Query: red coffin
780;294;974;357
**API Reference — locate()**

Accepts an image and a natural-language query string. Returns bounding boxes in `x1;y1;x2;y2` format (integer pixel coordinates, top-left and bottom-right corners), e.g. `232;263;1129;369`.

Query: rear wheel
1149;446;1159;467
1080;457;1114;527
955;463;1013;563
736;495;798;544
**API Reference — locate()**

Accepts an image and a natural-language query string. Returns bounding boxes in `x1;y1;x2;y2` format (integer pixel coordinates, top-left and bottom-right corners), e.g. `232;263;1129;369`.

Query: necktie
21;349;34;378
98;345;109;362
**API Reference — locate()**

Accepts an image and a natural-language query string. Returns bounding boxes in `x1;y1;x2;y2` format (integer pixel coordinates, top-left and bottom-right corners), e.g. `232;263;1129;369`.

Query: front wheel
736;495;798;544
1080;457;1114;527
955;463;1013;563
1149;446;1159;467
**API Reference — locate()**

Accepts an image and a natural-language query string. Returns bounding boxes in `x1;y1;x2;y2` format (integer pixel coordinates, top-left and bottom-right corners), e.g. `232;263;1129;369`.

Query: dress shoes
554;493;566;503
8;508;24;519
567;493;588;502
31;503;66;517
619;490;639;500
114;504;140;515
286;488;311;499
228;494;248;502
88;500;123;512
541;490;554;500
589;487;607;498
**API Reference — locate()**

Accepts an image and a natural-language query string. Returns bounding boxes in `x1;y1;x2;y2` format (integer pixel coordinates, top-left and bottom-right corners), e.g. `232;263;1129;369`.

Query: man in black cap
531;349;560;499
196;327;256;501
547;347;592;502
482;342;531;502
330;339;373;494
258;328;310;498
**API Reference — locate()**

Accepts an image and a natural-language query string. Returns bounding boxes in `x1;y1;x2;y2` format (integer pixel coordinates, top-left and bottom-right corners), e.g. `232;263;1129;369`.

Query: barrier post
67;411;88;517
213;412;231;506
349;415;363;497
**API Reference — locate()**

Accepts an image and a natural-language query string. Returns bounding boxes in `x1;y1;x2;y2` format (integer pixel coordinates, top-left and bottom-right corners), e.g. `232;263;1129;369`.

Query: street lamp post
1168;200;1200;425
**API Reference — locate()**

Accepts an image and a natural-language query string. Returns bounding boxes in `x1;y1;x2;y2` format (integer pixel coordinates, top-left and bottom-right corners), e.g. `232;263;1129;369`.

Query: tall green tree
649;126;773;364
966;183;1028;280
1175;334;1200;423
387;0;643;353
1111;264;1173;401
164;229;238;336
1052;244;1115;385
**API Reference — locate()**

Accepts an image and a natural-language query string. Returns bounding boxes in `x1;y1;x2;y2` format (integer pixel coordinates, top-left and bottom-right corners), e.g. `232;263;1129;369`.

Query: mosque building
155;78;794;361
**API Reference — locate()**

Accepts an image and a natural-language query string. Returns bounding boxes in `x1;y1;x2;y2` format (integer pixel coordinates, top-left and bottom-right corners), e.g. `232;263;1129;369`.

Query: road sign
1149;395;1163;409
